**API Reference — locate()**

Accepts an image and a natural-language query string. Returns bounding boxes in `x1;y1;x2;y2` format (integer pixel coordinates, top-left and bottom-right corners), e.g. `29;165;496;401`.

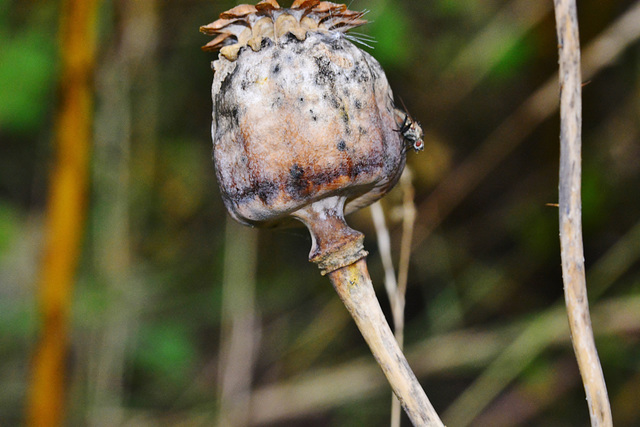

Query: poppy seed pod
202;0;420;272
210;33;405;225
202;3;443;425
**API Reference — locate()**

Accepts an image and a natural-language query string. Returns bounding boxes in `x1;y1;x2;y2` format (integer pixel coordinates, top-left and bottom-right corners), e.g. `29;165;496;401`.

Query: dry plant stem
393;170;417;427
26;1;100;426
294;197;443;426
328;260;444;427
88;9;135;423
554;0;613;426
396;169;417;315
371;202;398;310
371;170;417;427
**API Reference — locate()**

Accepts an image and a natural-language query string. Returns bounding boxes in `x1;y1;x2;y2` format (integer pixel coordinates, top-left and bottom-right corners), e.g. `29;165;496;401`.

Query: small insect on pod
393;98;424;153
202;1;440;425
397;110;425;152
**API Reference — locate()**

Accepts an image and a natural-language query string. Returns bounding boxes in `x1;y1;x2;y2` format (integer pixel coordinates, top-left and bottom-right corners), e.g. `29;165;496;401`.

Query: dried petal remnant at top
200;0;367;60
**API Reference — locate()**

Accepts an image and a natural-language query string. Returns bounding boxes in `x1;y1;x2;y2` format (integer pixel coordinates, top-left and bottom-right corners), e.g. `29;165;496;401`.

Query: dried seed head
203;1;421;269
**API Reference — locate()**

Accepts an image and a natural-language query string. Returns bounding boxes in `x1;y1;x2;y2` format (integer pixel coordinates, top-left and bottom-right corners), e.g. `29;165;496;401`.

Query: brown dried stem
553;0;613;425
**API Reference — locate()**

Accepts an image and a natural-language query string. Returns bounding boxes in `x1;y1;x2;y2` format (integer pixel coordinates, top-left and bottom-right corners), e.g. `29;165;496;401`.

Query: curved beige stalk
554;0;613;425
328;259;444;427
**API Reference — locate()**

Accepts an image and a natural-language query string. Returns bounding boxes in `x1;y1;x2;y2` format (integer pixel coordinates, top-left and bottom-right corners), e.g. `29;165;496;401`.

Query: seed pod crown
200;0;367;60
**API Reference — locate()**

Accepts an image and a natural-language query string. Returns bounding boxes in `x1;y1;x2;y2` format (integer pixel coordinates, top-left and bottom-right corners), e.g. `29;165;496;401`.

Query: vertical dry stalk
217;219;259;426
86;1;159;423
370;201;403;427
371;168;417;427
26;1;100;426
393;170;417;426
553;1;613;426
395;168;417;348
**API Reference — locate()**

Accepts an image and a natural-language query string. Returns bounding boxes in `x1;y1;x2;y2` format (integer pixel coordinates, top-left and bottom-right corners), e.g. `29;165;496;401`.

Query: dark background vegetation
1;0;639;425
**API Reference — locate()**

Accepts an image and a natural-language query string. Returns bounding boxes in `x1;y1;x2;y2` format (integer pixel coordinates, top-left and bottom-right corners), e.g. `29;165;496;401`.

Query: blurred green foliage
136;322;197;386
366;1;413;68
0;202;18;254
0;1;57;134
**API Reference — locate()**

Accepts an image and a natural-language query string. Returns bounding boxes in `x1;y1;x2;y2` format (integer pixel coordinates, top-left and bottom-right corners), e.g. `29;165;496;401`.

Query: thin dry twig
85;3;160;424
370;202;403;427
553;0;613;425
87;12;133;427
370;168;417;427
371;201;399;307
394;170;417;427
396;169;417;321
